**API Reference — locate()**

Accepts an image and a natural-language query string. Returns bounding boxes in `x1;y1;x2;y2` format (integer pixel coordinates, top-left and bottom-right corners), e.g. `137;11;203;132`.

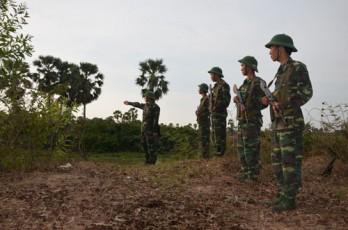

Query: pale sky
23;0;348;128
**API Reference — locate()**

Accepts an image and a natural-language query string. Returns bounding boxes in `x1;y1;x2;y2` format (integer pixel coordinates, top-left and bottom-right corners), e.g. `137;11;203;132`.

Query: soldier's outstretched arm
125;101;145;109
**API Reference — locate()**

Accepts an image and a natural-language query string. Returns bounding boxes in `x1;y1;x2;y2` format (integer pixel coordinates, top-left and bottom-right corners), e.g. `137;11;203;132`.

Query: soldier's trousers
212;113;227;155
237;122;261;180
272;129;303;199
199;121;210;158
141;131;157;164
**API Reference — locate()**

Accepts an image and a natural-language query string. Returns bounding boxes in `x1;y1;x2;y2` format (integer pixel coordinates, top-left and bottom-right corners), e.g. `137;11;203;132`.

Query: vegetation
0;1;105;170
136;58;169;100
32;55;104;118
0;0;347;172
0;0;33;111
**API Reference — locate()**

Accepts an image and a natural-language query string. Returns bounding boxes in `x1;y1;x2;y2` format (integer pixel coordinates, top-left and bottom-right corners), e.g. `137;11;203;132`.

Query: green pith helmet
238;56;258;72
198;83;208;92
208;67;224;78
144;91;156;99
265;34;297;52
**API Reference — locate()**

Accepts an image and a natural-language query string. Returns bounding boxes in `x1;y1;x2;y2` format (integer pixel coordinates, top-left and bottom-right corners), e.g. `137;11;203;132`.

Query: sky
22;0;348;128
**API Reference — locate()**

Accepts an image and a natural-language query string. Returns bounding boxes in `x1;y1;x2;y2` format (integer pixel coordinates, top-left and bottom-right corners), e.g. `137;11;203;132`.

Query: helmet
144;91;156;99
208;67;224;78
265;34;297;52
198;83;208;92
238;56;258;72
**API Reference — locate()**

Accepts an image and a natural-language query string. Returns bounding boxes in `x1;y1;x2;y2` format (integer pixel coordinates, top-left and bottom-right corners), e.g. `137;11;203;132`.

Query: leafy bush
0;95;76;170
158;124;199;158
68;118;200;158
69;117;142;154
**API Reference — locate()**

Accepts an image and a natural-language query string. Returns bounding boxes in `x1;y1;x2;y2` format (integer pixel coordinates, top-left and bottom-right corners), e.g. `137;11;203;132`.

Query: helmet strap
276;46;280;62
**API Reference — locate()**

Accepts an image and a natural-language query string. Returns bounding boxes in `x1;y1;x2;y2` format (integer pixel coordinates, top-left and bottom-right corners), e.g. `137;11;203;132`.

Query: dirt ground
0;155;347;230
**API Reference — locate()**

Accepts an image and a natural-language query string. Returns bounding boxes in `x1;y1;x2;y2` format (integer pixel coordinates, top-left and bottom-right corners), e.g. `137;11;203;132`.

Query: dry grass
0;155;347;229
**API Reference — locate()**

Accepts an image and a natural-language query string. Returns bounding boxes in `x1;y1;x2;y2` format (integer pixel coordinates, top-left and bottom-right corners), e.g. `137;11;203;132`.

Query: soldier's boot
243;172;257;183
248;173;259;182
148;153;157;165
145;152;151;164
263;193;285;206
202;150;210;159
272;196;296;212
244;177;257;184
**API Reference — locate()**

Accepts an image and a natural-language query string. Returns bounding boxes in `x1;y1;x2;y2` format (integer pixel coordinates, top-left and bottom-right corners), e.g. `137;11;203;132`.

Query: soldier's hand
233;96;239;104
153;132;158;138
261;97;269;106
240;105;246;114
272;102;281;113
123;100;129;105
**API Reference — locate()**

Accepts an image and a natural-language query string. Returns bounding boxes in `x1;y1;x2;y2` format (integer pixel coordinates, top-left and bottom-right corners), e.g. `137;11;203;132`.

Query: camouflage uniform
270;57;313;202
128;101;160;164
211;80;231;156
236;76;267;181
196;94;210;158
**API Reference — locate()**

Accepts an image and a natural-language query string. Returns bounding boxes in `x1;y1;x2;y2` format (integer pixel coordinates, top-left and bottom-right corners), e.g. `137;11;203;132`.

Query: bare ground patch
0;156;347;229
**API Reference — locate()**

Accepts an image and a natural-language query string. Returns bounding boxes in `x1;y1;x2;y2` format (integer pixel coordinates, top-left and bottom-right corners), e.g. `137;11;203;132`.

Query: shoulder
222;80;230;89
291;60;308;72
255;76;265;83
254;76;266;87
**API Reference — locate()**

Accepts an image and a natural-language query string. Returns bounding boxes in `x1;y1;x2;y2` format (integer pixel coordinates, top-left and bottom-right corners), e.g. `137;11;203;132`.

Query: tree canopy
136;58;169;100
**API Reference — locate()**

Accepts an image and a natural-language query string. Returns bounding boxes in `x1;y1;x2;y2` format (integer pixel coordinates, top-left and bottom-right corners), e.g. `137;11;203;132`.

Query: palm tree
74;62;104;118
56;62;80;106
135;59;169;100
32;55;63;105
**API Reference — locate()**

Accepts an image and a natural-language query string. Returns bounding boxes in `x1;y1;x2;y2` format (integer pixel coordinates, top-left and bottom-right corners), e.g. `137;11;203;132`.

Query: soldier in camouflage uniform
124;91;160;164
196;83;210;159
208;67;231;157
233;56;267;182
262;34;313;211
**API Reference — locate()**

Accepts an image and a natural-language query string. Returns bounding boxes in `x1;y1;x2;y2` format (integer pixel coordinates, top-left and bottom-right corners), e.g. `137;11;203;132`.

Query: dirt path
1;156;347;229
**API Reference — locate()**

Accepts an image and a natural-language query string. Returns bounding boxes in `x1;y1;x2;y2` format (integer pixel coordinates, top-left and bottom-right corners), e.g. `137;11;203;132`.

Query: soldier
233;56;267;182
208;67;231;157
196;83;210;159
124;91;160;164
262;34;313;211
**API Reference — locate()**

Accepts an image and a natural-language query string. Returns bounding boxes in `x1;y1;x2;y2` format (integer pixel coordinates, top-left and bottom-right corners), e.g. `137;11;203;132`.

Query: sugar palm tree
135;59;169;100
74;62;104;118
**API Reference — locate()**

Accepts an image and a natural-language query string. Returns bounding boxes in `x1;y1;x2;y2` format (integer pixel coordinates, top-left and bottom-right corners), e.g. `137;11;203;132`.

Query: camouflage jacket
237;76;267;125
196;95;210;125
272;58;313;131
128;101;160;133
212;79;231;116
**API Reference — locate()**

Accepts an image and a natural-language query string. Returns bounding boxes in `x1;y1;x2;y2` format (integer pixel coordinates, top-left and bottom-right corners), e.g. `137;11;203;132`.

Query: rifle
259;80;287;126
233;84;248;123
209;84;214;113
209;84;214;142
320;154;337;176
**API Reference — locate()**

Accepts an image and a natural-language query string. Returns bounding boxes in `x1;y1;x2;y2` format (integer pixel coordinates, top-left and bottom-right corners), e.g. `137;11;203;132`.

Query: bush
0;95;76;171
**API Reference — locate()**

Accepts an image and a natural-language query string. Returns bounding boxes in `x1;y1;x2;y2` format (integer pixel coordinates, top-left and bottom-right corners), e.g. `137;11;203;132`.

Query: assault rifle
320;145;339;176
209;84;214;125
320;154;338;176
233;84;248;123
209;84;214;143
260;80;287;126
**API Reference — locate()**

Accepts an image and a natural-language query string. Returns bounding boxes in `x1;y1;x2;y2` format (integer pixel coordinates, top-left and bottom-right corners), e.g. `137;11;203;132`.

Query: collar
278;57;294;72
